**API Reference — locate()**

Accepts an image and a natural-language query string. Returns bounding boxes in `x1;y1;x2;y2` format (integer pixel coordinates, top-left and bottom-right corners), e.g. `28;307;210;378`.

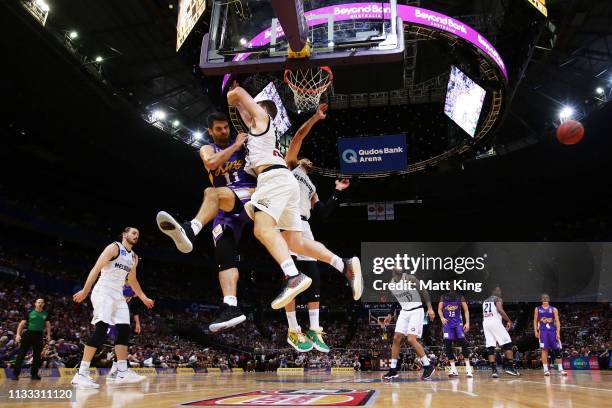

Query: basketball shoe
342;257;363;300
209;304;247;332
287;328;313;352
421;364;435;380
466;366;474;378
504;364;520;376
71;372;100;389
113;369;146;384
156;211;196;253
382;368;399;380
448;367;459;377
306;328;330;353
271;273;312;309
491;365;499;378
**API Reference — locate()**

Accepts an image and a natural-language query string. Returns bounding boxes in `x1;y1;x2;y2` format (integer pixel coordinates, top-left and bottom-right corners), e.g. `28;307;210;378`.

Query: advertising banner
338;134;407;174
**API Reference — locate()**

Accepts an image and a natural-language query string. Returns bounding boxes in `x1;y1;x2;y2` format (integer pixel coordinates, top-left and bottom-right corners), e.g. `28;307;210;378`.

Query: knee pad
444;340;455;360
297;261;320;303
551;348;561;360
86;321;109;348
502;342;513;351
487;346;496;357
215;230;239;271
115;324;131;346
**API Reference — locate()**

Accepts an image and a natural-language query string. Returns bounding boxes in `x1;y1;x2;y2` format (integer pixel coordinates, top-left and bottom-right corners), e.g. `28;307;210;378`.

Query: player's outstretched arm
73;243;118;303
200;133;247;171
127;256;154;309
285;104;327;169
310;179;349;218
227;84;268;132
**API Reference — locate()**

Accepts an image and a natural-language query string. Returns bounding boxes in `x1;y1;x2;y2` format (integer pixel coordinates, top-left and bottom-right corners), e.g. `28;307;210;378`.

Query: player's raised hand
73;289;88;303
315;103;328;120
234;132;248;147
142;297;155;309
335;179;350;191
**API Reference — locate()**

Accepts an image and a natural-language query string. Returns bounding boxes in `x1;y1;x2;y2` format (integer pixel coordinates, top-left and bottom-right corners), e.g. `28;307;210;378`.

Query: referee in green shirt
12;298;52;380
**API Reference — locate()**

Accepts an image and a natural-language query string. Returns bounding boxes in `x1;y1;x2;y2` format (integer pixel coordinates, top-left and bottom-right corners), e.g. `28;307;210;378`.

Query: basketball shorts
443;325;465;340
91;285;130;325
483;319;512;347
212;187;254;245
289;219;316;261
395;307;424;337
539;330;561;350
244;168;302;231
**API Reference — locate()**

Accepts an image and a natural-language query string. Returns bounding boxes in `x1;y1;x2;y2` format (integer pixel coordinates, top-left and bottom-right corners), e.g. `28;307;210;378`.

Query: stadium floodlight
69;31;78;39
193;131;203;140
152;110;167;121
596;87;604;95
558;106;574;120
239;38;247;46
95;56;103;63
172;120;180;127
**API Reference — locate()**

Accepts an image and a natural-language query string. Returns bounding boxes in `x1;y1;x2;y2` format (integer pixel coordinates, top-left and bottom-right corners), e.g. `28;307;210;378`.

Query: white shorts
91;286;130;325
395;307;424;337
245;168;302;231
483;319;512;347
290;220;316;261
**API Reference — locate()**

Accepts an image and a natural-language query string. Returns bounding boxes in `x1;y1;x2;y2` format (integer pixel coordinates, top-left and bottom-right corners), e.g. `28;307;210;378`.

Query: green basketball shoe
306;327;330;353
287;328;313;353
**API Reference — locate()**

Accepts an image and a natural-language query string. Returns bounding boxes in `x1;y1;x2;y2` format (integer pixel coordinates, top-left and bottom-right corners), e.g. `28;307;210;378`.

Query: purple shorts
443;325;465;341
539;330;560;350
211;198;252;244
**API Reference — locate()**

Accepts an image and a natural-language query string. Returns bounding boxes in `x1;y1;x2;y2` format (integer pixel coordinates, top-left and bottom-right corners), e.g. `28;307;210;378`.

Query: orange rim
284;66;333;94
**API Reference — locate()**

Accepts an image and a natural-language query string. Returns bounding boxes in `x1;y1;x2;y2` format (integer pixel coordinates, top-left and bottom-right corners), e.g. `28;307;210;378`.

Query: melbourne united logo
120;249;127;256
257;198;272;208
342;149;358;163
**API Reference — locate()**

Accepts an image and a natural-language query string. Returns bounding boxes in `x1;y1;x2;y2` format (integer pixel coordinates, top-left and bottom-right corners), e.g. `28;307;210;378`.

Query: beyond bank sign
338;134;407;174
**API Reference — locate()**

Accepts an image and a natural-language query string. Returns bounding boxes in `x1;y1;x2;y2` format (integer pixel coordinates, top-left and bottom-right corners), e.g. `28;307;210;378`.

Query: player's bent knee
501;342;513;351
115;324;131;346
86;321;109;348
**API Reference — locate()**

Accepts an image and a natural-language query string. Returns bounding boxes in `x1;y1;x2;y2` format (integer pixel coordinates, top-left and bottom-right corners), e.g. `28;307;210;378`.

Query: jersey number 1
223;171;240;185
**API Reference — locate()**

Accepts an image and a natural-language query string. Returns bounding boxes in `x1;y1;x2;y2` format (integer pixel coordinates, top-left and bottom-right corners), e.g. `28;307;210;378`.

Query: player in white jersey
381;269;436;381
227;82;362;310
279;104;351;352
71;227;154;388
482;286;519;377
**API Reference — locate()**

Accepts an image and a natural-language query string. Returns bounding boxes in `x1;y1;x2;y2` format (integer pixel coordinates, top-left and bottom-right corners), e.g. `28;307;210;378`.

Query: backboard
200;0;405;86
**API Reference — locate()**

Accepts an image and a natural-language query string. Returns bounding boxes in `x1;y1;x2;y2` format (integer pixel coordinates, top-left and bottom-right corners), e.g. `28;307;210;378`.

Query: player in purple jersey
156;112;255;332
534;293;567;376
438;291;472;378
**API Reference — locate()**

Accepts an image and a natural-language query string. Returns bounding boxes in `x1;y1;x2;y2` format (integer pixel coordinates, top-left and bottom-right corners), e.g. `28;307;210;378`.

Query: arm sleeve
311;189;342;219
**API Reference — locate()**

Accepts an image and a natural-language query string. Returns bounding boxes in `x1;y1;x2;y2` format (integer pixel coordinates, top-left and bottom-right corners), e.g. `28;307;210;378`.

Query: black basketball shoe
505;366;520;376
492;366;499;378
271;273;312;310
209;304;247;333
421;364;435;380
342;257;363;301
156;211;196;253
382;368;399;380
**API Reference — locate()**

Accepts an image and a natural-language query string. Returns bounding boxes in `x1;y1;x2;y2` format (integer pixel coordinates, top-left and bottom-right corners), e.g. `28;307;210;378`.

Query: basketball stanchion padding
277;367;305;375
284;66;333;112
331;367;356;374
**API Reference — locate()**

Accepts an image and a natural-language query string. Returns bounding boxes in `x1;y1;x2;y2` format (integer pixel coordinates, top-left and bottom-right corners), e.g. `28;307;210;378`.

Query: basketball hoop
284;66;333;112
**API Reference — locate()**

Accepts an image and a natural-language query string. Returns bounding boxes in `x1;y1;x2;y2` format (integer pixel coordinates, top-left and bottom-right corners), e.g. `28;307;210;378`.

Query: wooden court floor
1;370;610;407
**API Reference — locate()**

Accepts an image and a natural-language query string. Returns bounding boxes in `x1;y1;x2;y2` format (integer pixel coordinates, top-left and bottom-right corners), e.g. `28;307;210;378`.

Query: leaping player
156;112;253;332
482;286;519;377
438;290;473;378
72;227;154;388
226;82;362;310
534;293;568;376
282;103;351;352
382;269;436;381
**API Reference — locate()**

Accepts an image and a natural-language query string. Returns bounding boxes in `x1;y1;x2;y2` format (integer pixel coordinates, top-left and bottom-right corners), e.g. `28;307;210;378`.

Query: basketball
556;120;584;145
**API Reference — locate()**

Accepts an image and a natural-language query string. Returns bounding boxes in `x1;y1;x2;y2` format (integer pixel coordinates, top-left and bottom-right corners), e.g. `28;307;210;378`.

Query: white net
284;66;333;112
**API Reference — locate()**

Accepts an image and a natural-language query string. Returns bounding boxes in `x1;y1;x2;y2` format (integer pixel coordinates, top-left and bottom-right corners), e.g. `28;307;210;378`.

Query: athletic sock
286;311;300;331
117;360;128;373
465;359;471;368
78;361;91;376
543;363;548;371
420;356;430;366
223;296;238;307
190;219;203;236
308;309;320;331
330;255;344;273
390;359;398;369
281;259;299;277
